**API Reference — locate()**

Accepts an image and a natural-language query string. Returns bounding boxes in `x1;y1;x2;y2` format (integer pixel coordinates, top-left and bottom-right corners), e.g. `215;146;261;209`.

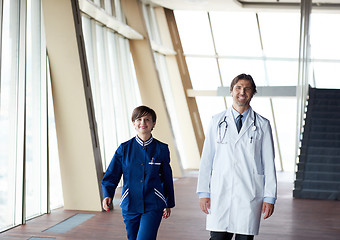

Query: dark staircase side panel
294;87;340;200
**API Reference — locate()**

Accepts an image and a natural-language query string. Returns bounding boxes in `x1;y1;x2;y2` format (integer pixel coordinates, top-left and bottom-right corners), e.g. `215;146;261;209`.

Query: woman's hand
163;208;171;219
102;197;112;212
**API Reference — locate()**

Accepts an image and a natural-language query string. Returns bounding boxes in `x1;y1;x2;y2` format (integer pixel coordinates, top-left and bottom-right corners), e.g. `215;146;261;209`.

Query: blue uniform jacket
102;136;175;213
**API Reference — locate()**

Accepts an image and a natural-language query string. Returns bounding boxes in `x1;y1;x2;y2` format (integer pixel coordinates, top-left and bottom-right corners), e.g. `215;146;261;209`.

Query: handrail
295;0;312;172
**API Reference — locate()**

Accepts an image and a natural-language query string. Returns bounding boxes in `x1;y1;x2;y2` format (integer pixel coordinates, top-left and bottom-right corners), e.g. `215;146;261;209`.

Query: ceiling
148;0;340;11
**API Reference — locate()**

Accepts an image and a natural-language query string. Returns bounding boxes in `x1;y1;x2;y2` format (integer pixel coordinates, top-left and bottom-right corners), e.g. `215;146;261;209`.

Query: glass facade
81;14;141;170
0;0;21;231
47;61;63;210
1;0;340;233
174;9;340;172
0;0;62;231
25;0;47;220
310;13;340;88
141;4;188;168
0;0;140;231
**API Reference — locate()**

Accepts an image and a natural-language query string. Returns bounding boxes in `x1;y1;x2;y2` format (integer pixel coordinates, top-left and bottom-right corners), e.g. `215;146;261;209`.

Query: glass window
93;0;101;7
103;0;113;15
82;15;141;169
310;13;340;88
310;13;340;60
117;36;141;132
313;62;340;89
0;0;21;231
186;57;221;90
196;96;226;133
142;5;194;167
174;11;215;55
114;0;123;22
26;0;48;219
154;52;189;167
258;12;300;58
94;23;112;167
263;60;298;86
209;12;262;57
106;31;129;145
1;0;59;230
251;97;297;171
47;58;63;210
142;5;155;43
175;9;302;173
219;58;266;87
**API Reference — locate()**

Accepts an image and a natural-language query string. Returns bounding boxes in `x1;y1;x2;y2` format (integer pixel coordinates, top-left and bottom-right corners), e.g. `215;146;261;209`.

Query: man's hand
262;202;274;219
200;198;211;214
102;197;112;212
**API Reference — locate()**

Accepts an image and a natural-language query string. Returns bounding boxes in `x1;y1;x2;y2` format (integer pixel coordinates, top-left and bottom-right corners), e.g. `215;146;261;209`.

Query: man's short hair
230;73;257;94
131;105;157;122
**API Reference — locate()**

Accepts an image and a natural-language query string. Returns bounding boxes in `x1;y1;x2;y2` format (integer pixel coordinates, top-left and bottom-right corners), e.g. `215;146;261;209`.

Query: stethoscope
217;113;257;144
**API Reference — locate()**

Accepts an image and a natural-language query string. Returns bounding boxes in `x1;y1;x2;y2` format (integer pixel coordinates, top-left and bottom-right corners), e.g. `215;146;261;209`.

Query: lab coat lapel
236;107;255;142
225;107;238;144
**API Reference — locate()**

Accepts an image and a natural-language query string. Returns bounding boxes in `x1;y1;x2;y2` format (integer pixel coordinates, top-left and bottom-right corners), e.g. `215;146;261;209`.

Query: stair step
308;132;340;141
294;179;340;191
308;94;340;106
312;98;340;105
306;110;340;119
306;125;340;133
305;139;340;148
295;88;340;201
310;118;340;125
293;189;340;200
297;162;340;172
300;146;340;156
308;104;340;112
298;154;340;164
313;88;340;95
296;171;340;181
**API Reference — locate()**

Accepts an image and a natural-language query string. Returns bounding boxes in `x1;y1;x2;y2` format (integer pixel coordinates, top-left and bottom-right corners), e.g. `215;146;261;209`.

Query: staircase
293;87;340;200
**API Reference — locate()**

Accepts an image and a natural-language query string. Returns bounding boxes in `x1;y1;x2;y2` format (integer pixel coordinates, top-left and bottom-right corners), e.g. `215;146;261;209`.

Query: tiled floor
1;171;340;240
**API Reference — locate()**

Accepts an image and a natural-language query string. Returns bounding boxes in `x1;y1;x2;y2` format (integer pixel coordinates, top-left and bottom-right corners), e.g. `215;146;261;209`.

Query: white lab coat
197;107;277;235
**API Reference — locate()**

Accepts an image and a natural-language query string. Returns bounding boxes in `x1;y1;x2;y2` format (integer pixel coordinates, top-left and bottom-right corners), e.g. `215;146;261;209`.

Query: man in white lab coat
197;74;277;240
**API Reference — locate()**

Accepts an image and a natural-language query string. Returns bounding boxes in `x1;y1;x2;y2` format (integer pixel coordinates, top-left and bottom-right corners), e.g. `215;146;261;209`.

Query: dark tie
236;115;243;133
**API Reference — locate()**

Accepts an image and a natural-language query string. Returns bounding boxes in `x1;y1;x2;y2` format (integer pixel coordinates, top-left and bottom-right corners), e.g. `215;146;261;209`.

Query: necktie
236;115;243;133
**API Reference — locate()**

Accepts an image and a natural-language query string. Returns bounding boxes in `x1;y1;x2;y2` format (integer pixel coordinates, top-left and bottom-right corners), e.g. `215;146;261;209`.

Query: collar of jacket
135;135;154;146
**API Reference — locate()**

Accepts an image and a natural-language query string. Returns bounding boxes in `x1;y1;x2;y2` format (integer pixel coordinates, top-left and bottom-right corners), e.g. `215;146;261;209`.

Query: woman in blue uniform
102;105;175;240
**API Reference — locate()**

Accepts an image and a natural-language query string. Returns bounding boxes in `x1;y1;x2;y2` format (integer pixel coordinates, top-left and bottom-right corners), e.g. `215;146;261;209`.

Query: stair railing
295;0;312;171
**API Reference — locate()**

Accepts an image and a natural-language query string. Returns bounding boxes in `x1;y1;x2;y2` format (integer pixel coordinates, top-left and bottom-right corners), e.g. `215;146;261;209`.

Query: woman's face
133;114;156;136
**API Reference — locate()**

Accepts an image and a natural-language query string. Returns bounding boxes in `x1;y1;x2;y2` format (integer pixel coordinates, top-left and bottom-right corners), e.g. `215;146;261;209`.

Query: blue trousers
122;209;163;240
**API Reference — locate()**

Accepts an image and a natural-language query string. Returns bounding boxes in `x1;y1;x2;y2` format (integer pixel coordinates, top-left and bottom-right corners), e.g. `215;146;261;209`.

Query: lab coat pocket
252;173;265;198
247;131;261;151
250;133;263;174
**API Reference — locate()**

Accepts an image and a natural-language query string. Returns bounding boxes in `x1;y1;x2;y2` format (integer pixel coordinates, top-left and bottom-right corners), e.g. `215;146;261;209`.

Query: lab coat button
140;180;143;183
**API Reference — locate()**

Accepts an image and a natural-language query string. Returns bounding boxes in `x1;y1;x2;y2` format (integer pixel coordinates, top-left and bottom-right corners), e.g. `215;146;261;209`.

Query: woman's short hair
230;73;257;94
131;105;157;122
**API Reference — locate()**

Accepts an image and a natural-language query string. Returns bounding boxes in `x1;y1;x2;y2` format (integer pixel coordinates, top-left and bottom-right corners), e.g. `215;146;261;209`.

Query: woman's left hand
163;208;171;219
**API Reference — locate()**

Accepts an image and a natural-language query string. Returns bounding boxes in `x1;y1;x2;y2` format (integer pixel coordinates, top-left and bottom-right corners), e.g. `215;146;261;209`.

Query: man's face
231;79;254;108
